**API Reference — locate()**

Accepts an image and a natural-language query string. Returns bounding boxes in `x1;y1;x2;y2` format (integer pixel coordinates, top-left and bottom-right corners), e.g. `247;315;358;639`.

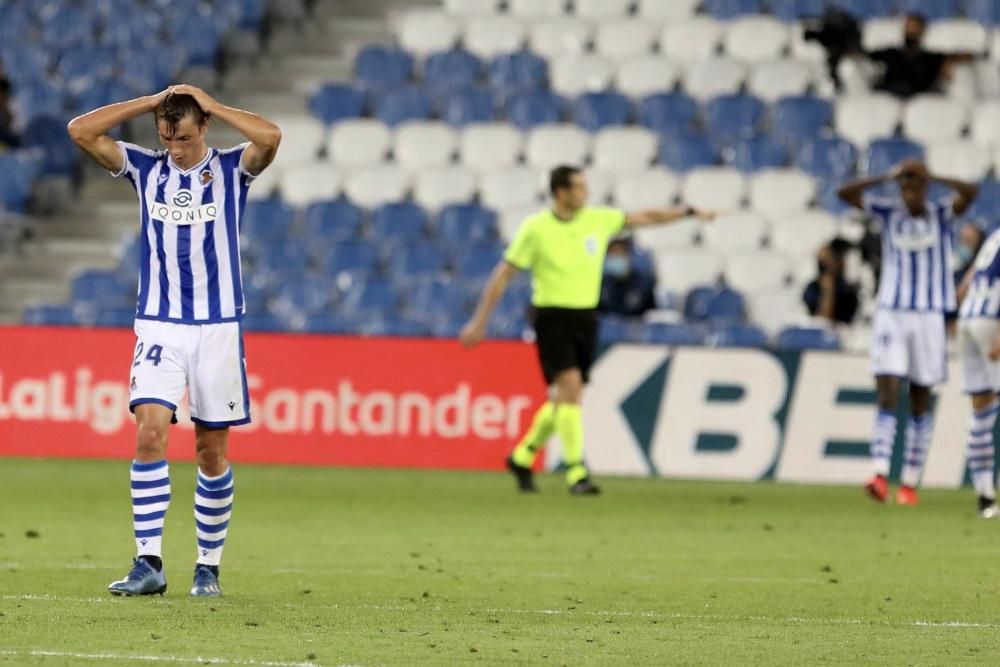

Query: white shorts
871;309;947;387
959;317;1000;395
129;319;251;427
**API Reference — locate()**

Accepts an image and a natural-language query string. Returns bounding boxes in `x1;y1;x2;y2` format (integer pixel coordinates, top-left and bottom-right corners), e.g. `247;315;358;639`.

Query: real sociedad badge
200;169;214;186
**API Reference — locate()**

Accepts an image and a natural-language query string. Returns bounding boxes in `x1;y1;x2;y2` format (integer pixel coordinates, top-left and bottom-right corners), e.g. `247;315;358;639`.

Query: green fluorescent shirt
504;207;627;309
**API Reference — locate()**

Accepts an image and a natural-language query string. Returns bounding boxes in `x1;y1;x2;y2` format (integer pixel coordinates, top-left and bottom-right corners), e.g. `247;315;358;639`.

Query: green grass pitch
1;457;999;666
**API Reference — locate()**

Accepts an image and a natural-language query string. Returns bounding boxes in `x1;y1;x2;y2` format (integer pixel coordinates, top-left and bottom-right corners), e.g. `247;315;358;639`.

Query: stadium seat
682;167;746;211
835;94;902;148
749;169;815;219
703;0;764;19
425;49;483;91
94;308;139;329
898;0;960;22
861;16;904;52
279;162;340;208
459;123;524;171
967;0;1000;26
268;115;325;167
724;251;793;294
488;51;548;96
654;250;725;293
728;135;788;172
638;92;699;136
413;167;478;211
506;90;567;130
660;17;725;64
241;200;295;242
747;288;808;335
397;9;460;57
924;19;988;54
270;277;335;318
308;83;365;125
705;94;767;145
640;322;707;346
747;60;813;103
525;124;591;169
700;211;768;253
684;285;746;324
592;127;658;172
683;59;747;102
387;243;448;281
769;210;838;259
354;45;413;89
795;137;858;180
23;305;78;326
444;0;500;14
374;85;432;126
393;121;459;170
573;91;633;132
776;325;840;351
301;312;363;335
612;168;680;209
498;203;542;241
768;0;825;21
463;16;527;58
575;0;631;20
659;134;718;172
927;140;991;182
585;168;616;204
865;137;924;175
595;20;659;61
723;17;789;62
550;54;616;97
437;203;498;245
328;119;391;168
508;0;565;18
772;96;833;146
252;240;311;275
971;101;1000;148
441;86;496;126
598;316;636;346
707;323;768;348
615;56;681;98
0;154;32;213
528;18;592;60
453;243;504;281
21;116;78;176
323;240;380;279
479;168;545;209
635;0;700;20
72;270;132;307
902;95;969;144
303;199;364;242
831;0;894;20
343;167;411;208
341;278;401;317
371;201;430;247
968;179;1000;222
634;217;702;252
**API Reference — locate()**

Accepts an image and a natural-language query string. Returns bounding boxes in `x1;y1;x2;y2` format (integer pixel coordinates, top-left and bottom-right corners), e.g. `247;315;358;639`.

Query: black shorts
533;307;599;385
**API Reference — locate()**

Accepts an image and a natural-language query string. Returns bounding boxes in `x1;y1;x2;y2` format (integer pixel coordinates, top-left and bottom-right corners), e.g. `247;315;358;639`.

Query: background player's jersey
112;141;254;324
960;229;1000;320
863;193;956;313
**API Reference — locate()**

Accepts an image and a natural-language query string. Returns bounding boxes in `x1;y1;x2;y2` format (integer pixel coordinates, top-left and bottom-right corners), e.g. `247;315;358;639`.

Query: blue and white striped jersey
864;194;957;313
960;229;1000;320
113;141;254;324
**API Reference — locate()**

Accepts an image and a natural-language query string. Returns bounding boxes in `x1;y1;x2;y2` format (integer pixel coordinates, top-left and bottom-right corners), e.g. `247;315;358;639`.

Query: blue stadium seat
303;199;364;243
241;278;272;313
13;82;64;126
776;326;840;351
640;322;706;346
374;85;432;126
73;81;135;118
22;116;79;176
708;324;768;348
573;91;633;133
405;277;470;320
769;0;825;20
598;316;634;346
42;5;97;49
371;202;429;245
729;135;788;172
387;243;448;281
488;315;528;340
453;243;504;281
441;86;496;126
354;45;414;89
323;241;380;278
772;96;833;146
302;312;364;335
429;313;468;338
816;183;852;214
173;13;220;66
659;134;718;172
241;312;286;332
703;0;764;19
0;154;32;213
796;137;858;180
341;278;401;316
363;316;432;338
706;94;767;145
968;180;1000;222
638;92;699;136
506;90;566;130
967;0;1000;25
426;48;483;91
57;47;115;96
684;286;746;325
866;138;924;176
898;0;960;21
309;84;365;125
829;0;894;19
254;241;312;275
437;203;498;245
271;276;335;316
119;50;174;93
23;305;78;326
94;308;137;329
72;270;132;307
240;200;295;242
488;51;548;96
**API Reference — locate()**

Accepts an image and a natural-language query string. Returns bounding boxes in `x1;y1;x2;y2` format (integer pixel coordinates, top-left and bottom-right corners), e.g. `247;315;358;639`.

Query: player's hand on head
167;84;218;113
459;321;487;349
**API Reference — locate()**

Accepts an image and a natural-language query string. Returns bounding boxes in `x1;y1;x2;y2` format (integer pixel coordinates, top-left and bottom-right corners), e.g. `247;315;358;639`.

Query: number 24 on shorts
132;341;164;367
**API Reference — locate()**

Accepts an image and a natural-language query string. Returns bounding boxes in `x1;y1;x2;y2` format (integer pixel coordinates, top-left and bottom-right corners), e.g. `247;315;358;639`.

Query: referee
460;166;714;494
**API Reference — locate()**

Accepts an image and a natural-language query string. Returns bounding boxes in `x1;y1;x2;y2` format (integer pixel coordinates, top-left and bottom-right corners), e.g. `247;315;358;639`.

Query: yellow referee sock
555;403;588;485
510;402;555;467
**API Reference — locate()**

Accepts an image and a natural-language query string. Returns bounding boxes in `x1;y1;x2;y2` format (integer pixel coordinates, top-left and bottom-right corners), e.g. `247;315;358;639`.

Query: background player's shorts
129;319;251;427
958;317;1000;395
533;307;598;385
871;309;946;387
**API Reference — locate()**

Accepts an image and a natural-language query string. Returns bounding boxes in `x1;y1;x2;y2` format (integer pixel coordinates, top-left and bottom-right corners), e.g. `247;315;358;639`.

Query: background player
67;85;281;596
838;159;977;505
460;165;713;494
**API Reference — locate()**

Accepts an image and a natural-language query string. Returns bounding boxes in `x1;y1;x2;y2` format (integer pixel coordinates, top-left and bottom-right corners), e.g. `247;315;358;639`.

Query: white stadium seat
343;166;411;208
393;121;458;170
270;115;326;166
413;167;478;211
525;123;591;170
700;211;768;254
508;0;565;19
862;17;903;51
834;94;902;147
789;24;826;66
499;203;542;242
444;0;499;15
682;167;746;211
464;16;526;58
655;249;725;293
245;162;280;200
634;218;700;250
550;54;616;96
479;167;546;209
723;17;789;63
529;18;592;59
459;123;524;172
769;211;839;260
612;168;681;210
927;140;992;182
396;10;460;57
971;101;1000;148
328;119;391;168
749;169;816;218
748;288;809;335
682;58;746;102
575;0;631;20
902;95;968;144
974;59;1000;98
595;20;659;61
278;161;340;208
661;17;724;64
748;59;813;102
615;56;681;98
724;251;793;294
584;169;615;205
924;20;988;55
592;127;658;172
636;0;700;21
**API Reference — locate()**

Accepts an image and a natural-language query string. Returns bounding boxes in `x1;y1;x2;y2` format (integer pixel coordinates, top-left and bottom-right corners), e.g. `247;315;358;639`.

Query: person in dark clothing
803;8;863;91
869;13;965;98
0;69;17;149
803;238;860;326
598;234;657;317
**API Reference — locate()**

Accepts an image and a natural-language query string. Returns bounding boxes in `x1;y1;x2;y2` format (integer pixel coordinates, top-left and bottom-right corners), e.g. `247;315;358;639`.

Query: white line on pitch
0;650;326;667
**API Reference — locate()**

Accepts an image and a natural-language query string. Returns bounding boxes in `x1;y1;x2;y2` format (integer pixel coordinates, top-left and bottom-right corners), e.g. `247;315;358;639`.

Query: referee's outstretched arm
624;206;715;228
460;261;519;349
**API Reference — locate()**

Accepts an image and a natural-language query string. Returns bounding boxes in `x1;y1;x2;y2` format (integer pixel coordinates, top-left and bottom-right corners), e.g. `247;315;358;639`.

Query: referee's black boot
569;478;601;495
506;455;538;492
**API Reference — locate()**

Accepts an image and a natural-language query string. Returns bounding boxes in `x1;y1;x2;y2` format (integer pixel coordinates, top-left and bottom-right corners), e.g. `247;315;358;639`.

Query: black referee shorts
533;307;599;385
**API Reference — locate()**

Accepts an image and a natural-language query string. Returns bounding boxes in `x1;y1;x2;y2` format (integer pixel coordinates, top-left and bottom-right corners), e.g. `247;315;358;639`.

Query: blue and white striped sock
131;460;170;558
901;413;934;488
195;467;234;567
967;400;999;499
870;409;897;477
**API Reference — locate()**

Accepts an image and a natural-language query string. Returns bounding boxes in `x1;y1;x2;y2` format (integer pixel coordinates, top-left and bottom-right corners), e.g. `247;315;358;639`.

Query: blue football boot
190;564;222;597
108;558;167;596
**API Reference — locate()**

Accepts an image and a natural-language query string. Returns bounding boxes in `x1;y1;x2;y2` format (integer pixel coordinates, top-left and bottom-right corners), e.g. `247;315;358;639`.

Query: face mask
605;255;630;278
955;244;974;268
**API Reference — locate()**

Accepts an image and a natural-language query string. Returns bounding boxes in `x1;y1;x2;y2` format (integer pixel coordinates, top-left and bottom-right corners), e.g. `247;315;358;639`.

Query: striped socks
870;409;897;477
195;467;234;566
967;401;999;500
900;414;934;489
131;460;170;558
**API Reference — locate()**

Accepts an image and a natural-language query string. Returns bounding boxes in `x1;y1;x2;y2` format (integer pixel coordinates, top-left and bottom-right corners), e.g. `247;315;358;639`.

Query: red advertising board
0;326;545;469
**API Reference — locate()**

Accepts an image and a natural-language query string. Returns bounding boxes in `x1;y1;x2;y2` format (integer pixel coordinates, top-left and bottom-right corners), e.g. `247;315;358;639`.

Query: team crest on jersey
199;169;213;186
585;235;597;255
